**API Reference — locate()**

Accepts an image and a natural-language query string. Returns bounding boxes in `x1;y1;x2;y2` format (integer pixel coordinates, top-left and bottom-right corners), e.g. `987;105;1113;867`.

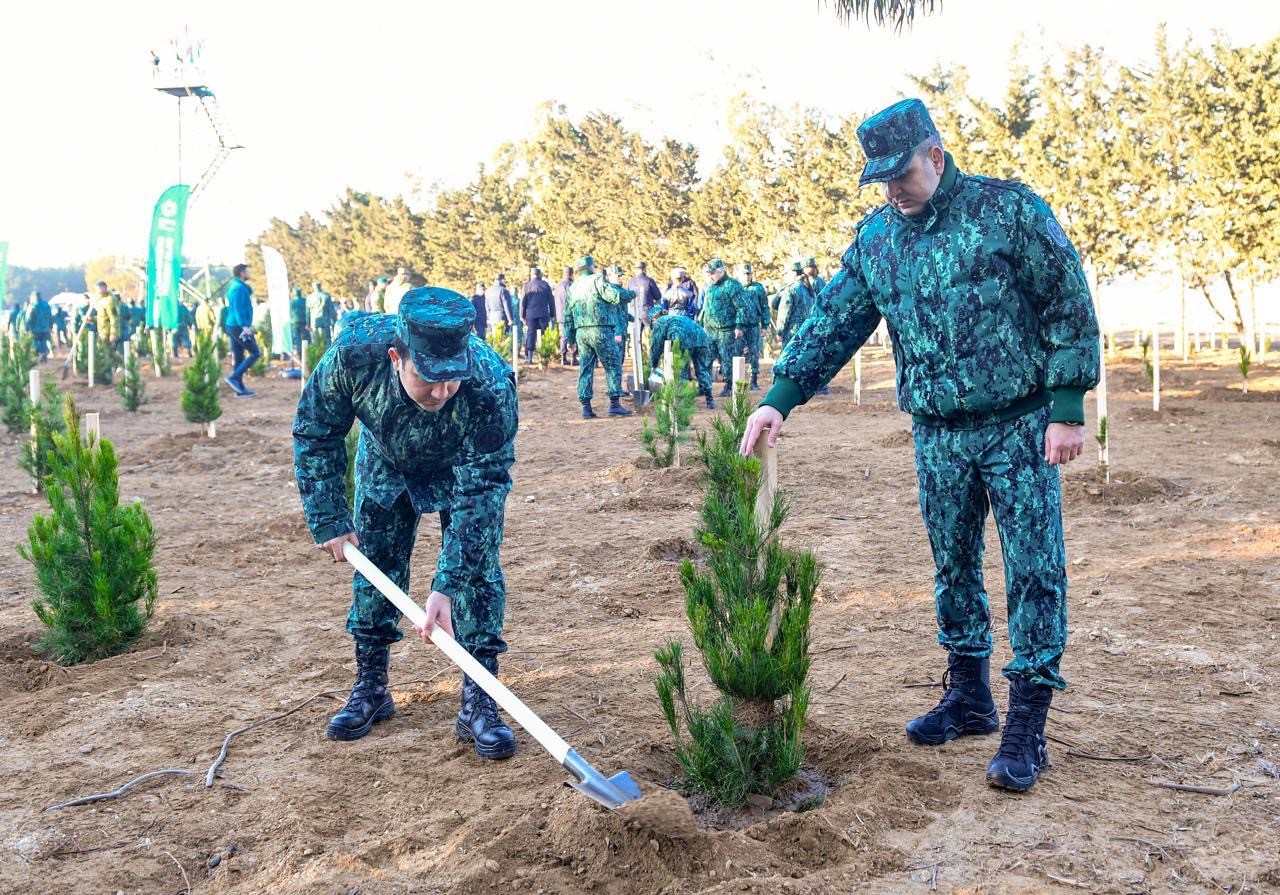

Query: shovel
341;544;643;811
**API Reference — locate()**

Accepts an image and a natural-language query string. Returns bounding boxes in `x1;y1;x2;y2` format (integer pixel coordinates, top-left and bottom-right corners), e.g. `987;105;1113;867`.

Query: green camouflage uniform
293;289;518;672
649;311;713;396
564;270;634;401
776;277;816;346
699;271;746;383
764;105;1099;690
739;280;770;378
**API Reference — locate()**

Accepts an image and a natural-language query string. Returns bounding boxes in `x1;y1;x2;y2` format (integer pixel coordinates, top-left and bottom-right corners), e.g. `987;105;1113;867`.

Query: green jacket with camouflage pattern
766;154;1100;427
739;281;771;327
293;315;518;600
564;273;634;342
699;275;746;330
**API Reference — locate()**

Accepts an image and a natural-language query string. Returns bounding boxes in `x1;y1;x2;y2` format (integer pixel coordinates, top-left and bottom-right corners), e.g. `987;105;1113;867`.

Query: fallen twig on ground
205;688;346;786
1150;780;1241;796
1045;734;1151;762
46;769;196;811
902;680;942;689
826;672;847;693
163;849;191;895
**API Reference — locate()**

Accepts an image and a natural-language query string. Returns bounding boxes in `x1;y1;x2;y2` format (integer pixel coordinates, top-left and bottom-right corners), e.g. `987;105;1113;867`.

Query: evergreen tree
117;346;148;411
182;330;223;433
306;328;330;372
73;330;114;385
486;322;512;362
20;396;158;665
536;324;560;369
1;334;38;433
640;341;698;468
654;414;817;806
19;380;65;491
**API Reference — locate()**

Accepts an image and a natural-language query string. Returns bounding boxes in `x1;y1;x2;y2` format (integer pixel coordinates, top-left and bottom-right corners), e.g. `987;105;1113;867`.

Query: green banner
0;241;8;309
145;184;190;329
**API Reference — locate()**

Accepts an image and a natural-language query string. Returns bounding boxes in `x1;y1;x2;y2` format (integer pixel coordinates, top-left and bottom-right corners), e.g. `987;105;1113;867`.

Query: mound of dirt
876;430;913;448
1063;471;1185;505
1195;385;1280;402
645;537;700;562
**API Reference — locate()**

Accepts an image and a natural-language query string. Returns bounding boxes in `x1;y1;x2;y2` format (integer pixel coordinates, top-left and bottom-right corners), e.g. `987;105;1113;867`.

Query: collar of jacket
893;151;961;232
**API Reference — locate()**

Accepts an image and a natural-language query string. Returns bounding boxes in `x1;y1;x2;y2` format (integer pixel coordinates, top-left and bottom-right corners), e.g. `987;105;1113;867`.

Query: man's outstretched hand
416;592;454;644
739;405;785;457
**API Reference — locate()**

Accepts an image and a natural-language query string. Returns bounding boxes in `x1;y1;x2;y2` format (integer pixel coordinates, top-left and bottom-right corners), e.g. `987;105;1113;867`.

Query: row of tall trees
247;30;1278;333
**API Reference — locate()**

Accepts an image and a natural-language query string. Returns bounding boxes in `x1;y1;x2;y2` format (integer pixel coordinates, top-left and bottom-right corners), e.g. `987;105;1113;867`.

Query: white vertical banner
261;244;292;355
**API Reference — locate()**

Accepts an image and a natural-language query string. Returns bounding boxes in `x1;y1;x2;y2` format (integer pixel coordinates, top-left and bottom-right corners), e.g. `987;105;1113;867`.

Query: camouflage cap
577;255;595;272
378;276;390;284
703;258;726;274
396;287;475;383
738;261;753;273
856;98;939;186
804;257;818;268
610;264;624;276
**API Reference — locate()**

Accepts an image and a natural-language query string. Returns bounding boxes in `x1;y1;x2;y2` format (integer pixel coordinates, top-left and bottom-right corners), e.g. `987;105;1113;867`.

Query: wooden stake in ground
732;356;747;415
1096;337;1110;484
152;329;163;378
87;331;96;389
1152;321;1161;413
663;340;678;468
752;433;777;533
853;349;862;406
300;338;309;393
630;315;646;406
28;368;40;494
510;319;520;385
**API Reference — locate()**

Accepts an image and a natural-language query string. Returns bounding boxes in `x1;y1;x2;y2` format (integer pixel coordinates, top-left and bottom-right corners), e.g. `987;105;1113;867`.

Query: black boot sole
326;699;396;741
986;756;1049;791
904;708;1000;746
454;718;518;759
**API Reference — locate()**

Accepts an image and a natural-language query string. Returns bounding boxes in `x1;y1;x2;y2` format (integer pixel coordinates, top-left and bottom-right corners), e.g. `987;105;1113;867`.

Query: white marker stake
152;330;163;378
853;349;862;406
300;339;310;393
1152;322;1161;413
510;322;520;385
87;332;96;388
1097;337;1110;483
663;340;677;467
208;419;217;439
753;434;778;540
733;356;747;414
28;368;41;493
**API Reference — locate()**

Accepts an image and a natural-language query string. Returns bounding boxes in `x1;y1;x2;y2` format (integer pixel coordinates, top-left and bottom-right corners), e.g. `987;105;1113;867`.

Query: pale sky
3;0;1277;269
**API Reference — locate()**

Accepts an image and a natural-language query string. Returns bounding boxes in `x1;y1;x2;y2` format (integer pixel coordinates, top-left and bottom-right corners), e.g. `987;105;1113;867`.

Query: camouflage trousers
576;326;623;401
678;345;714;396
707;327;739;383
912;404;1068;690
741;324;761;379
347;490;507;673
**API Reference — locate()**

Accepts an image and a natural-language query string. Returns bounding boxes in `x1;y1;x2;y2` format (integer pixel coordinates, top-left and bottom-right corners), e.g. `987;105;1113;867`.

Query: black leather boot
607;396;632;416
581;400;597;419
750;374;760;391
986;679;1053;791
904;654;1000;746
455;675;517;759
326;643;395;741
718;382;732;397
703;391;716;410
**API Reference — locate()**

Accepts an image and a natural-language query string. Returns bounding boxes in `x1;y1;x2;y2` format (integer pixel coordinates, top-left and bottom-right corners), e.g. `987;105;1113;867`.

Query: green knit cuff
761;376;805;420
1050;387;1087;424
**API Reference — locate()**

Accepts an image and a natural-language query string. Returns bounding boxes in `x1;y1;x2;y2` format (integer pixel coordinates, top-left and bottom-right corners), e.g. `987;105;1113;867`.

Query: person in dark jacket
626;262;663;335
519;267;555;364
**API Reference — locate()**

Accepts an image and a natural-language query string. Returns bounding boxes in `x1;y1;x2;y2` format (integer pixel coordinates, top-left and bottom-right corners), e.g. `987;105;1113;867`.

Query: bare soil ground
1;345;1277;894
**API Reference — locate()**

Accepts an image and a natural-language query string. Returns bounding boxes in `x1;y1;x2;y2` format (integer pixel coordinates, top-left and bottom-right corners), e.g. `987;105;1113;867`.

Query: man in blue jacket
741;98;1101;793
223;263;261;397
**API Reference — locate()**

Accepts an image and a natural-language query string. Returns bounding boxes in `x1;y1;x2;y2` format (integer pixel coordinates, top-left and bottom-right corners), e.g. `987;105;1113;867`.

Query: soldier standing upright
563;256;634;419
698;259;746;397
741;98;1100;792
26;291;53;362
736;262;770;391
293;288;519;759
553;266;576;366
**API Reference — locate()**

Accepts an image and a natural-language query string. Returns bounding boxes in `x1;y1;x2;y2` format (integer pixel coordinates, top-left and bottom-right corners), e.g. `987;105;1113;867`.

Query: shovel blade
631;389;651;408
563;749;643;810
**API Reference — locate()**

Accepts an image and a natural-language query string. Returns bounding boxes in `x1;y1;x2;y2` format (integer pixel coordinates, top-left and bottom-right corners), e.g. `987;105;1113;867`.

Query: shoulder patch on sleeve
473;424;505;455
1046;217;1071;249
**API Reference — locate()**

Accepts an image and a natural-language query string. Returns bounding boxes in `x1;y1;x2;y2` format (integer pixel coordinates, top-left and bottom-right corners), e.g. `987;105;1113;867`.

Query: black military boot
718;382;732;397
750;374;760;392
817;385;831;396
581;400;597;419
703;391;716;410
607;396;632;416
326;643;395;741
904;654;1000;746
456;675;517;759
986;679;1053;791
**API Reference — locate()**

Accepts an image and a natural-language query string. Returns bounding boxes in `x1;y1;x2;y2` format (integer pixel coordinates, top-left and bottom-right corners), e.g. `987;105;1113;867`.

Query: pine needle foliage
536;324;560;368
117;347;148;411
73;331;115;385
20;396;158;664
654;414;818;806
20;380;66;490
1;334;38;432
1238;346;1252;394
306;329;330;372
182;330;223;428
640;341;698;468
486;322;513;362
152;330;172;377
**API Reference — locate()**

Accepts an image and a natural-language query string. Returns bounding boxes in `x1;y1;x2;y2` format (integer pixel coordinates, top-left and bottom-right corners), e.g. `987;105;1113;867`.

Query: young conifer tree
117;345;148;411
20;380;66;491
2;334;38;433
20;396;158;664
640;341;698;468
73;330;115;385
654;413;818;806
536;324;560;368
486;322;512;362
182;330;223;434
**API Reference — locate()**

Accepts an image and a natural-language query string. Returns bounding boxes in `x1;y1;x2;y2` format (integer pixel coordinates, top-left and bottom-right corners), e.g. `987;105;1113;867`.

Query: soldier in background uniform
308;281;336;342
289;286;310;363
803;257;826;296
172;301;194;357
26;291;52;362
553;266;576;366
649;299;715;409
697;258;745;397
741;98;1100;792
564;256;634;419
53;304;69;349
293;288;519;760
736;262;770;391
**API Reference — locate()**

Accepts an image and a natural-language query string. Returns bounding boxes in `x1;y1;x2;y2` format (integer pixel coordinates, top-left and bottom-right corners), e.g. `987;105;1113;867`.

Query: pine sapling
654;415;817;807
306;329;330;373
20;380;65;492
536;324;560;369
2;335;38;433
74;331;115;385
117;345;148;411
182;330;223;435
1239;346;1252;394
640;340;698;468
1140;335;1153;382
486;322;512;363
20;396;158;664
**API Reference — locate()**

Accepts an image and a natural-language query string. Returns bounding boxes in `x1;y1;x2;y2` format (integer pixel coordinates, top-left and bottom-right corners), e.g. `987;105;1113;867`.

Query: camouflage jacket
771;154;1100;426
293;315;518;600
739;281;771;327
776;279;816;342
649;314;710;368
698;276;746;330
564;273;634;341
